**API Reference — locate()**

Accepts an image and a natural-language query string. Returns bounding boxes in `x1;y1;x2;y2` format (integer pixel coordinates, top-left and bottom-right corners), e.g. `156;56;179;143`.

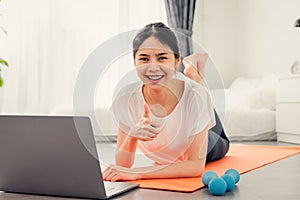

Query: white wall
236;0;300;78
193;0;300;87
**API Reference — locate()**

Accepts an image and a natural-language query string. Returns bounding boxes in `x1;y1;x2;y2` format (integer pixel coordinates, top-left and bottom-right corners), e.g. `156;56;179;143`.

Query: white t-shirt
111;73;215;165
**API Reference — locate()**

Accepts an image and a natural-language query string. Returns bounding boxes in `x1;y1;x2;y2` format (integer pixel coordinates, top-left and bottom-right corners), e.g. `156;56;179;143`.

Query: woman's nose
148;63;160;71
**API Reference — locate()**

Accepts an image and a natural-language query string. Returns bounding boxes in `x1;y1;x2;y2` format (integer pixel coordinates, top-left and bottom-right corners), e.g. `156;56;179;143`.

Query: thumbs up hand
143;103;150;122
129;103;160;142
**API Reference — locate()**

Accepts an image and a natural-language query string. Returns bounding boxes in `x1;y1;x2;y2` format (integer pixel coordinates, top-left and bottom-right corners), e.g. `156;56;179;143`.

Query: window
0;0;167;114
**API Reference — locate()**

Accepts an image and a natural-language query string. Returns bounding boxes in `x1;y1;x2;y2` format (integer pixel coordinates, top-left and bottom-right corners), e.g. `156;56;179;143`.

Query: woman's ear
174;51;181;70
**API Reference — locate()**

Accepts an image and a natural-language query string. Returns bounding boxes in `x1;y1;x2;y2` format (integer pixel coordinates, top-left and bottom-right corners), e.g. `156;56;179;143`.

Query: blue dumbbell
221;168;240;192
225;168;240;184
202;171;217;186
202;171;227;196
202;169;241;195
220;174;235;192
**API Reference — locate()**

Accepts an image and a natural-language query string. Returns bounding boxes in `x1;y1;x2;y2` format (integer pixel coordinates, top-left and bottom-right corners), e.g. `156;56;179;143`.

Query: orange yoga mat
128;145;300;192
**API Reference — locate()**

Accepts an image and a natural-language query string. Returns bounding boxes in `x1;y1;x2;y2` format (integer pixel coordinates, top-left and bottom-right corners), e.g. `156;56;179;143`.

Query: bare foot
183;53;208;83
184;65;202;83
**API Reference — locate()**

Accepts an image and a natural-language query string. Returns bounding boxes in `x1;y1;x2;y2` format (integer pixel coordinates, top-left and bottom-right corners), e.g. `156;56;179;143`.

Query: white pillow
229;77;260;90
228;75;278;110
257;75;279;110
257;88;276;110
225;88;263;110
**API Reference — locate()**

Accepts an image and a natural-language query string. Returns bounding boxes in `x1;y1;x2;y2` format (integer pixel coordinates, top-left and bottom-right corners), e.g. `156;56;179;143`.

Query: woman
103;22;229;182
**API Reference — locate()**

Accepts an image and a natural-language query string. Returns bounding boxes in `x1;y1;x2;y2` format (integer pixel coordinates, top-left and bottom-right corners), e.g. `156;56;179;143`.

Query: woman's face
134;36;180;87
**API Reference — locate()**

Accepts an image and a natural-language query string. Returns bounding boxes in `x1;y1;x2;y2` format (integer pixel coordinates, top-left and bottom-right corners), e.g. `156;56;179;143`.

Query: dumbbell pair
202;168;240;196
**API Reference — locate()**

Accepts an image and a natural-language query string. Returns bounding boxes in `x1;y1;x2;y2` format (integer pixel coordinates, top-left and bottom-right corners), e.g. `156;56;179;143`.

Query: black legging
206;110;230;163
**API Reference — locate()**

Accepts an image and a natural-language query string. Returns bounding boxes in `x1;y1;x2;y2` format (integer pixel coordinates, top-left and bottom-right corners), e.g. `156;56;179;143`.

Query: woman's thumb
144;103;150;119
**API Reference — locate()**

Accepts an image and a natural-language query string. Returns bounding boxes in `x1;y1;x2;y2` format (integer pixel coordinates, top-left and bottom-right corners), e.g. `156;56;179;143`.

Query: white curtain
0;0;167;114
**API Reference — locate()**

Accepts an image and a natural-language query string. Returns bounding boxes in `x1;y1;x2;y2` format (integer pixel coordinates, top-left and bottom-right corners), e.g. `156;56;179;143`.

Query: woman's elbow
187;160;205;177
188;167;203;177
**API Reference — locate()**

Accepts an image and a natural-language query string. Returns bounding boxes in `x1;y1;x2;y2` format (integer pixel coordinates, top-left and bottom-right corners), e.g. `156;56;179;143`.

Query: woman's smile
145;75;165;82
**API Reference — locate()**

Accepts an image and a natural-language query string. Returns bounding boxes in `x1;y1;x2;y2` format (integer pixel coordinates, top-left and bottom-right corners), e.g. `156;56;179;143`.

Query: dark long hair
132;22;180;59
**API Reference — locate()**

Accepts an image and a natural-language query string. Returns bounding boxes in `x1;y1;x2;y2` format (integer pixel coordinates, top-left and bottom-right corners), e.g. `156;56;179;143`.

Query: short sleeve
109;82;144;131
187;84;216;136
110;95;133;130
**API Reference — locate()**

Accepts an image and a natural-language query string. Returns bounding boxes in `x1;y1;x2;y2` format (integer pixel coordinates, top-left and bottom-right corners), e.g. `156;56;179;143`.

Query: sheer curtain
0;0;166;114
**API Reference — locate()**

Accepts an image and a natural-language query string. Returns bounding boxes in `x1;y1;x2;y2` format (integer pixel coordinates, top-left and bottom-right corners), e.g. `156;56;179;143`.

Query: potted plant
0;0;9;87
0;58;9;87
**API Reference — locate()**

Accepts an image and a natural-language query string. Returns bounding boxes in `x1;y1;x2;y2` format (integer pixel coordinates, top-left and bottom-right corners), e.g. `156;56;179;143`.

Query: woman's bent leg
206;130;229;163
206;110;230;163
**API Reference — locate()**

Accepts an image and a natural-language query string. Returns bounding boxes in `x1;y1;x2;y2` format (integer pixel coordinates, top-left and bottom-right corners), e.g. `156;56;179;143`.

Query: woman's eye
139;57;148;61
158;57;168;61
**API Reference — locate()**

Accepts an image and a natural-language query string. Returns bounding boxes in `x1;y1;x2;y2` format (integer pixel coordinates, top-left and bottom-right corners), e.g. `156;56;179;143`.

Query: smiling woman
104;22;230;182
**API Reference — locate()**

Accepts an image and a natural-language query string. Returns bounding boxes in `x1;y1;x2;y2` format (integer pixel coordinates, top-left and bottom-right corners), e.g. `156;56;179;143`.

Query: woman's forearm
133;158;206;179
115;134;138;168
115;148;136;168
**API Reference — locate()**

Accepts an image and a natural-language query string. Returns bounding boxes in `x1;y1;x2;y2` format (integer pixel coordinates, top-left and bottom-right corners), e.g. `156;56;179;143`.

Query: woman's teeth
146;75;164;80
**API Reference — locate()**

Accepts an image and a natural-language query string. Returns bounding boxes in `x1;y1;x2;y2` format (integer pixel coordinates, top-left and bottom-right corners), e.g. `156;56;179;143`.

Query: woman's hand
103;165;140;182
183;53;208;83
129;104;160;142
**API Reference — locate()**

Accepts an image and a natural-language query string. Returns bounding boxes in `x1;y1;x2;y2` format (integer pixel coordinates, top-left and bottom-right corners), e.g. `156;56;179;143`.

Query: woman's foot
183;53;208;83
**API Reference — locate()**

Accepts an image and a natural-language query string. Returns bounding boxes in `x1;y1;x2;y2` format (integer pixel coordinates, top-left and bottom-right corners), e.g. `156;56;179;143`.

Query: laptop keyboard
104;181;130;192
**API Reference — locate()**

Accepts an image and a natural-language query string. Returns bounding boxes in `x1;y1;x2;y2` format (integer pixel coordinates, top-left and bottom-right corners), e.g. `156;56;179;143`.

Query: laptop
0;115;139;199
